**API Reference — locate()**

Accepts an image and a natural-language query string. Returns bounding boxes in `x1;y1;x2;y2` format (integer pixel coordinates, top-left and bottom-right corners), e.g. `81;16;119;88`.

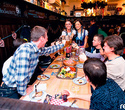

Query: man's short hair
31;26;47;41
94;34;104;44
104;35;124;55
83;58;107;87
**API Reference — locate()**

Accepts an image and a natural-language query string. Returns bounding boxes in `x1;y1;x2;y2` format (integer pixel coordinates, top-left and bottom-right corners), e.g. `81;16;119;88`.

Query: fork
77;76;84;82
32;85;37;99
32;81;40;98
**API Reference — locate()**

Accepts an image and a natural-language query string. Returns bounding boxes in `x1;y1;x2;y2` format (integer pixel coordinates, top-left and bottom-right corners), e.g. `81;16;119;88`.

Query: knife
43;74;50;79
69;99;77;107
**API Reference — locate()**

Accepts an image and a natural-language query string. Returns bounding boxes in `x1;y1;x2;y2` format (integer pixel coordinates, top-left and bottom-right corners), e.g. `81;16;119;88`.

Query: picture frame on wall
107;4;117;11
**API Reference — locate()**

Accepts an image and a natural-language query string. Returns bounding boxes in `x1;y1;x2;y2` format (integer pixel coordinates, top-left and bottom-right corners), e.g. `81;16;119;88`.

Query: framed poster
107;4;117;11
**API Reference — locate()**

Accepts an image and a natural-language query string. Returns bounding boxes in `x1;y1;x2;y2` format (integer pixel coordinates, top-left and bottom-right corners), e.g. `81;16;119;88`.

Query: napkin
34;83;47;92
50;96;65;105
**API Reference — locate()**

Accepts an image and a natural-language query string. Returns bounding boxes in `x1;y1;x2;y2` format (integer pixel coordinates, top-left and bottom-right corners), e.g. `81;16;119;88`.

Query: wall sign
0;2;21;17
107;4;117;11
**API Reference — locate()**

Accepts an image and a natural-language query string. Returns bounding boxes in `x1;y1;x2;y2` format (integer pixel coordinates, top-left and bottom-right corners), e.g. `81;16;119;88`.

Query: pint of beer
71;48;76;57
78;55;85;63
78;53;87;63
59;48;64;55
78;48;85;63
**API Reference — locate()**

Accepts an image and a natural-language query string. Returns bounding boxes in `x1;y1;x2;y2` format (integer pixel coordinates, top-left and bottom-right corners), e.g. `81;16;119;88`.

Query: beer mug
78;48;85;63
65;35;70;47
71;48;76;57
59;48;64;55
78;47;85;55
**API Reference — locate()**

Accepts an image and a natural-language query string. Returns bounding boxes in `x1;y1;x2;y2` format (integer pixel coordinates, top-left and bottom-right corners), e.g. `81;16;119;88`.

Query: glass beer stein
78;48;85;63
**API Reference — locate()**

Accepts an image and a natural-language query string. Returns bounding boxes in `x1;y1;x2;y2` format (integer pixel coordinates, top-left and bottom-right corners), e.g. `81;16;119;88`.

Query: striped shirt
2;41;64;96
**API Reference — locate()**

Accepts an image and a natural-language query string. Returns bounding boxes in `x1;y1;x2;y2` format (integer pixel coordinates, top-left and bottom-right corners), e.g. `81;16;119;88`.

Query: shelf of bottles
25;0;61;14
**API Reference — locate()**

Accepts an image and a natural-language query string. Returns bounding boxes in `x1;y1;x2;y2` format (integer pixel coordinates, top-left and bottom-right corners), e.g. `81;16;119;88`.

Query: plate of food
50;64;60;69
29;90;46;100
73;77;87;85
60;102;78;108
37;74;50;81
76;64;83;69
56;57;63;61
63;59;77;66
56;66;77;79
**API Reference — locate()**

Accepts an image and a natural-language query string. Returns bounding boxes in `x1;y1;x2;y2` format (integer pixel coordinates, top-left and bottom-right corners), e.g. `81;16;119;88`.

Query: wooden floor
0;97;90;110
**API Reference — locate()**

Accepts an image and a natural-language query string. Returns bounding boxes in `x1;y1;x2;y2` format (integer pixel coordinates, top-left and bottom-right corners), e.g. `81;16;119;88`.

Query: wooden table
20;55;91;109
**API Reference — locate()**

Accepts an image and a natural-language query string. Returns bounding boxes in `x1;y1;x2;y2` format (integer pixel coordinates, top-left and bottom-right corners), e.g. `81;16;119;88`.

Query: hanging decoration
88;2;94;9
81;2;88;9
81;1;107;9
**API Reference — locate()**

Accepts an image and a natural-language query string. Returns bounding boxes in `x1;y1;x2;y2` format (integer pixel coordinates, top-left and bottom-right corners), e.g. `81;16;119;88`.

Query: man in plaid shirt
1;26;65;99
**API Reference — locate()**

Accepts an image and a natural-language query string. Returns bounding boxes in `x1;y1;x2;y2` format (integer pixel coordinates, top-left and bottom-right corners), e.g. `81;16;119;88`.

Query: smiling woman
61;19;76;39
73;19;88;48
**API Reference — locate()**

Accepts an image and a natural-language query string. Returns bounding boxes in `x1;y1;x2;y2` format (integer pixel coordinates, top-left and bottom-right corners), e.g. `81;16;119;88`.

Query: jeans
0;83;21;99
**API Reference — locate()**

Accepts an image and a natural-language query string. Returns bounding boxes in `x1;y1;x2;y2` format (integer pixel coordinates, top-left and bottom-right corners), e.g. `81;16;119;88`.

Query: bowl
63;59;76;66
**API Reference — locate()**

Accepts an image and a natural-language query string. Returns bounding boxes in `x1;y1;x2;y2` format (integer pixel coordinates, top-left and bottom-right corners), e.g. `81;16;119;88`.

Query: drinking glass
65;35;70;47
78;48;85;63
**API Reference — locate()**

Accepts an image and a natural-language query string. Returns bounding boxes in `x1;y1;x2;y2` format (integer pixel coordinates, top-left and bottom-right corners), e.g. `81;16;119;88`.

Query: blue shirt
85;51;105;61
75;29;88;46
90;78;125;110
2;42;64;95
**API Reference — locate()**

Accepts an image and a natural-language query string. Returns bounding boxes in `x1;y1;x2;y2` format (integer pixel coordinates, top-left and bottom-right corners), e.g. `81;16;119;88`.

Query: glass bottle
37;0;40;6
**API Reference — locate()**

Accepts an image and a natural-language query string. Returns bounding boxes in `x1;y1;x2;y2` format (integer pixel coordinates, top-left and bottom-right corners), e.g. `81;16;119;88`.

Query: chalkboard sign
0;2;21;17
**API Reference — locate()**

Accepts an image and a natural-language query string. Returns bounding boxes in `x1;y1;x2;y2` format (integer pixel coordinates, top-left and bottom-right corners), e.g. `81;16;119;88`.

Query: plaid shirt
2;42;64;96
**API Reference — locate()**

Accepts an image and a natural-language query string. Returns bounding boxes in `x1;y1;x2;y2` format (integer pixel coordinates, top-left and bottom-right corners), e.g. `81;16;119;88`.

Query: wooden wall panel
0;20;64;84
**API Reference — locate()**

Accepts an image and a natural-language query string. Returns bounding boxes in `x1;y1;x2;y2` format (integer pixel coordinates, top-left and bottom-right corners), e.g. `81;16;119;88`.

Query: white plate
76;64;83;69
50;64;60;69
29;90;46;100
61;102;78;108
37;74;50;81
73;77;87;85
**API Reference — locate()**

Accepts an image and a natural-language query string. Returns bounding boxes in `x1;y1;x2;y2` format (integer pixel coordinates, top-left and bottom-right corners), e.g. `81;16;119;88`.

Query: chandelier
81;1;107;9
